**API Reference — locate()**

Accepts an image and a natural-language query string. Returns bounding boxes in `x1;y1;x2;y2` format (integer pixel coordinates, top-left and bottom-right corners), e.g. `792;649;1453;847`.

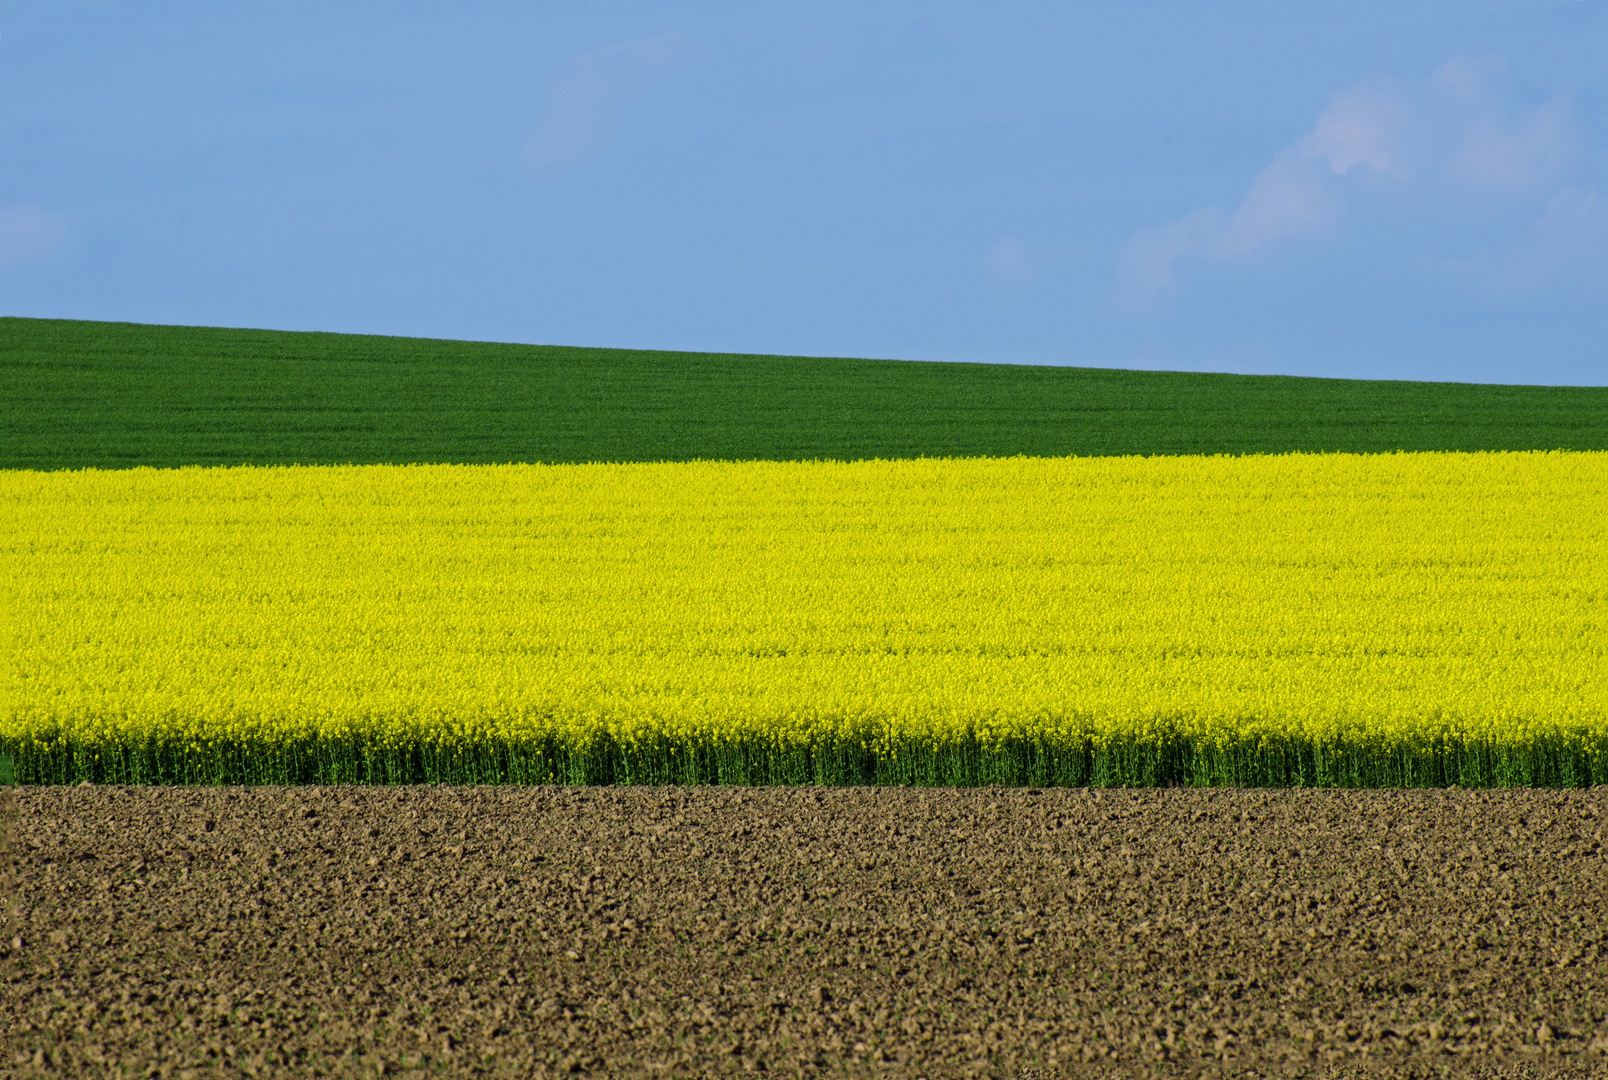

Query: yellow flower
0;452;1602;768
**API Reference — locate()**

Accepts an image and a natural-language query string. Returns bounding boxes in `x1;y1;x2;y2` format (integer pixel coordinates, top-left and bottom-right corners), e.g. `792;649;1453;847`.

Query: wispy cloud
1451;95;1573;191
1426;186;1608;300
983;236;1078;287
0;204;68;270
522;33;693;173
1300;81;1409;177
983;236;1032;284
1116;59;1597;311
1115;147;1341;311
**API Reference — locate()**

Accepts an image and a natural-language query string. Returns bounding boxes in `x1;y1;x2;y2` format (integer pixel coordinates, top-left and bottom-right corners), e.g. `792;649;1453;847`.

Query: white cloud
1452;94;1573;191
1428;186;1608;299
1431;56;1507;104
1116;58;1594;311
1115;149;1337;310
1115;93;1381;310
0;205;67;270
982;237;1080;287
522;33;692;173
1115;208;1224;308
1215;149;1334;259
1301;83;1407;176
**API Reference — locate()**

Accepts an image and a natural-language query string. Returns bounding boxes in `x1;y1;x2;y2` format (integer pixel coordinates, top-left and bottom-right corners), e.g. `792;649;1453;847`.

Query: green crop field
4;316;1607;469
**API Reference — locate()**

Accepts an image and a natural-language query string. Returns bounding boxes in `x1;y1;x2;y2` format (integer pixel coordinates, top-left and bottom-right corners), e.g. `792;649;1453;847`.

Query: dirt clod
4;785;1608;1078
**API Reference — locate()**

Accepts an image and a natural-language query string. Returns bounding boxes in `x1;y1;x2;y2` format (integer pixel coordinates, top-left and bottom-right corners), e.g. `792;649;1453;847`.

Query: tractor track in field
4;785;1607;1079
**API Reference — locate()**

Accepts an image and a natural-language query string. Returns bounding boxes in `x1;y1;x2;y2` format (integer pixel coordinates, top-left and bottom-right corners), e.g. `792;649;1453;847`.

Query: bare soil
4;785;1607;1079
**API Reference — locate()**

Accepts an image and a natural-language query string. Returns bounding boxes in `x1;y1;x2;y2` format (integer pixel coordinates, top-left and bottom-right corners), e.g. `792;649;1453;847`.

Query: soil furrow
6;785;1607;1078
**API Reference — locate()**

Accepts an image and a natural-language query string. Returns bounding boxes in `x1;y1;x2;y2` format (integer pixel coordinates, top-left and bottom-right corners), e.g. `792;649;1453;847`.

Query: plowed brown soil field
4;785;1607;1079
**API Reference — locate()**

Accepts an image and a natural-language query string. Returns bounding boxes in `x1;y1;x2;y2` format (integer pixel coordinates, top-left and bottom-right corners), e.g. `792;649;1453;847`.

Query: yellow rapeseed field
2;452;1603;785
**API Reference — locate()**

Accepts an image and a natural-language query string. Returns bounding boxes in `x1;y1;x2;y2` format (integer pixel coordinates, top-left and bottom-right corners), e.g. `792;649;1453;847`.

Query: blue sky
2;2;1606;384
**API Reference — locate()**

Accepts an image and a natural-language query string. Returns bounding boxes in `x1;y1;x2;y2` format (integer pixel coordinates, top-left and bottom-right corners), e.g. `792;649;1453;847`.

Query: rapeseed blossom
1;452;1603;783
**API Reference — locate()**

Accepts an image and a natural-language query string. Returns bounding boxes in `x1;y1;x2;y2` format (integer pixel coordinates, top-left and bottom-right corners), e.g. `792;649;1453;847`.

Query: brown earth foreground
4;785;1608;1080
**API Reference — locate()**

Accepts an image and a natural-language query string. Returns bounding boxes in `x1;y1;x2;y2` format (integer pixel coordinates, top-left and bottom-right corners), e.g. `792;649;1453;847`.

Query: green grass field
5;316;1607;469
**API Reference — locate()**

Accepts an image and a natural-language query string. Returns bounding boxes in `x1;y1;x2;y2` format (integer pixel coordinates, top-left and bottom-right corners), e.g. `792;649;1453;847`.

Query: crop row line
6;733;1603;788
